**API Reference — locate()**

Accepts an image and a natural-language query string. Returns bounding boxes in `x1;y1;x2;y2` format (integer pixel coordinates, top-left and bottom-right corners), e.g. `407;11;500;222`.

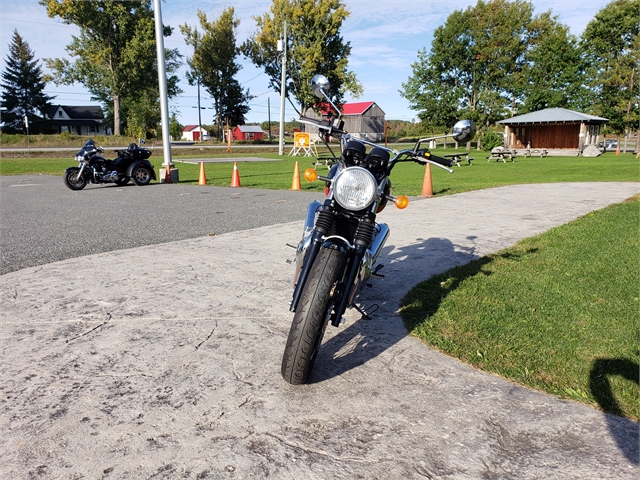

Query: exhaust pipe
369;223;389;263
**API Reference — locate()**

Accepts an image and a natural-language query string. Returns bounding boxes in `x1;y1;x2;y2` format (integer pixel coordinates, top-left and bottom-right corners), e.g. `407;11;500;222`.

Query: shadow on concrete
589;358;639;464
308;236;479;384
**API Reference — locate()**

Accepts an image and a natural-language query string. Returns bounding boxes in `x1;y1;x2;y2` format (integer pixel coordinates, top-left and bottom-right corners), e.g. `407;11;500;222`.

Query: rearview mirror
311;74;330;99
452;120;476;144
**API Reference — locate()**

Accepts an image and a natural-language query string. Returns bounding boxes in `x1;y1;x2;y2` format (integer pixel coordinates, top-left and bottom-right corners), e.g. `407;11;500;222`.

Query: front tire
281;247;346;384
64;169;87;190
131;164;152;185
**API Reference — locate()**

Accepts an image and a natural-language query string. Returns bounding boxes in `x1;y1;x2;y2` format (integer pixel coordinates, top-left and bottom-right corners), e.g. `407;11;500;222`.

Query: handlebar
298;115;346;138
297;116;454;173
423;153;454;168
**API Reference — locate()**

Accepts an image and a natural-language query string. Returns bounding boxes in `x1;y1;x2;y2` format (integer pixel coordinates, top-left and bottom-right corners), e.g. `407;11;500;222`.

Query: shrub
482;130;503;151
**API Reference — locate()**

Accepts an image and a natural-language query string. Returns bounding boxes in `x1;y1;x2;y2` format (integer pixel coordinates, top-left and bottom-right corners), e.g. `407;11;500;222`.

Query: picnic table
522;148;548;158
487;147;516;163
444;153;474;166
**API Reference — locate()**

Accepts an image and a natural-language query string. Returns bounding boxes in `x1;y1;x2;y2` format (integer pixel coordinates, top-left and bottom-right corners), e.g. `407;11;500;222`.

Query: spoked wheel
131;164;152;185
281;247;346;385
64;169;87;190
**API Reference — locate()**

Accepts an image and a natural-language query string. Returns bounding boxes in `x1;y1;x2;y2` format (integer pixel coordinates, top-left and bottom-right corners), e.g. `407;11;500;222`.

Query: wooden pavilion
498;108;608;152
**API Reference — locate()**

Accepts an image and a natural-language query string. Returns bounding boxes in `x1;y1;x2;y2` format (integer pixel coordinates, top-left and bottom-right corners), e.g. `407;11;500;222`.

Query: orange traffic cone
421;162;433;197
198;161;207;185
291;161;301;190
230;161;241;187
164;163;172;184
615;147;620;155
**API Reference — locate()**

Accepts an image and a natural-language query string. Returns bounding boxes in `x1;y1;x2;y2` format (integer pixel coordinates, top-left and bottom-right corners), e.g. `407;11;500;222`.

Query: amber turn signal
395;195;409;209
304;168;318;182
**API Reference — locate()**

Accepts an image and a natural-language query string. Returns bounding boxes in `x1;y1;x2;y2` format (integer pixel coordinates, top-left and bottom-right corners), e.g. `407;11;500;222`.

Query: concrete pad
1;182;638;478
178;157;282;164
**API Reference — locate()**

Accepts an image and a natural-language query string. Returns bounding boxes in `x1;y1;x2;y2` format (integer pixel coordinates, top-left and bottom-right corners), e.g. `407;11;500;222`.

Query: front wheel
64;169;87;190
281;247;346;384
131;164;152;185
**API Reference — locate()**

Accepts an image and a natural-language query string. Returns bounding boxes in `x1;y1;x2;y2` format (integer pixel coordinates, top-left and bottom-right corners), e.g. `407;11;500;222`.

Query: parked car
598;139;618;149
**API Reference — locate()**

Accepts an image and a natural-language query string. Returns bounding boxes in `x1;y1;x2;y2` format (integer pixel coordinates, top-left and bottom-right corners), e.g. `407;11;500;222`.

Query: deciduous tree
401;0;584;132
520;12;588;113
581;0;640;148
181;8;251;140
40;0;181;136
241;0;362;116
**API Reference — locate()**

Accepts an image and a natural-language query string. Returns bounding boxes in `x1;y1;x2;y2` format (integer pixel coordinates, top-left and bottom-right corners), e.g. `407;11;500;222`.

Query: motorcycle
64;140;156;190
282;74;476;384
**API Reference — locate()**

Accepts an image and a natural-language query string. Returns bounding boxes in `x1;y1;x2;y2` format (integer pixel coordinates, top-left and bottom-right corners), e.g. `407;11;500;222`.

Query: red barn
231;125;265;141
304;101;386;141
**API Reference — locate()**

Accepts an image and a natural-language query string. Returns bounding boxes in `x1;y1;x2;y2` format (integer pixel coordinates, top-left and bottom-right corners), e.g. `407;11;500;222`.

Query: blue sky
1;0;610;126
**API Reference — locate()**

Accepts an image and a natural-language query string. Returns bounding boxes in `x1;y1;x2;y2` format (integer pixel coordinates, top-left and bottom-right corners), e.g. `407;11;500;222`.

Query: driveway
1;181;638;479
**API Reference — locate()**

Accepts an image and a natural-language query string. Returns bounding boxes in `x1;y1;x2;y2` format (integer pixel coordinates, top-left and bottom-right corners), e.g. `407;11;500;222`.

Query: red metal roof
342;102;375;115
316;101;378;116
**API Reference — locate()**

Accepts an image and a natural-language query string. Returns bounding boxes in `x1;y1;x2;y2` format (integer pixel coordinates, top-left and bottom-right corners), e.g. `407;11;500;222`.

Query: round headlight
332;167;377;211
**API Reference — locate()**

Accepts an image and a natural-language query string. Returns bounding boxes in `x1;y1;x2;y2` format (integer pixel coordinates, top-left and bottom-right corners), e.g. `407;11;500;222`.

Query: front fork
290;202;389;327
77;162;86;178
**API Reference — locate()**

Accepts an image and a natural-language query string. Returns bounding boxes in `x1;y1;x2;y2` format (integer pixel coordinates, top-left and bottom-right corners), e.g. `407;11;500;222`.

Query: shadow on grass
589;358;639;464
308;236;489;383
401;248;537;332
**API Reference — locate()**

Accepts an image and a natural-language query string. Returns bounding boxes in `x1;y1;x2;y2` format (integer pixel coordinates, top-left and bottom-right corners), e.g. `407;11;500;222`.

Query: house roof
182;125;205;132
48;105;104;120
498;108;608;124
236;125;264;133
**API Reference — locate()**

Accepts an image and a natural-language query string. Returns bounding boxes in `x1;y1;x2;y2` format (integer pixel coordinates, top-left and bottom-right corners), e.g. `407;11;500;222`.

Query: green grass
1;150;638;195
400;196;640;419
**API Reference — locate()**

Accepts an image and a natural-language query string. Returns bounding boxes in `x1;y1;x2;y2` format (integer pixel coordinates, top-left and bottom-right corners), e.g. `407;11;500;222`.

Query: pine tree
1;30;55;134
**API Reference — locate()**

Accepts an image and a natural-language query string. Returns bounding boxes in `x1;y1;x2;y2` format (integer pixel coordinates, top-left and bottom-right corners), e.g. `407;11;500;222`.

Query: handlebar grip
428;154;454;168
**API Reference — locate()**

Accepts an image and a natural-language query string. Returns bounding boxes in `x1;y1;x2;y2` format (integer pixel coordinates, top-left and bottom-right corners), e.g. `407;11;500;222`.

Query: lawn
1;149;638;195
400;195;640;419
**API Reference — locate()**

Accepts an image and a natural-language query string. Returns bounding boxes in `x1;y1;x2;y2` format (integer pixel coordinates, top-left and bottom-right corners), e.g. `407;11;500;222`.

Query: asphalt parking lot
0;175;323;274
1;179;638;478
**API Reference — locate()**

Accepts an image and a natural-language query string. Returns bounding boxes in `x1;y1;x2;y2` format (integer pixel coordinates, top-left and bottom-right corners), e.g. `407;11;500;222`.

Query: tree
1;30;55;134
40;0;181;136
520;12;588;113
581;0;640;148
241;0;362;116
181;8;252;140
169;112;183;140
400;0;583;132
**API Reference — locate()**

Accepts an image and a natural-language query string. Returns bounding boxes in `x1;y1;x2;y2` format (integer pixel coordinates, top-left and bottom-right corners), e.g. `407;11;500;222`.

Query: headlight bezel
331;166;378;211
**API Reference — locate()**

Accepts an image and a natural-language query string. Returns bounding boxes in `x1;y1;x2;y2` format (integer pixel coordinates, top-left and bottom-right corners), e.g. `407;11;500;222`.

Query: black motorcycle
282;74;476;384
64;140;156;190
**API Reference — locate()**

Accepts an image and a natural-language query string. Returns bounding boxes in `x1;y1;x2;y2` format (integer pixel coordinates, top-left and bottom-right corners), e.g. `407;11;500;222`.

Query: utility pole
153;0;173;169
268;97;272;141
278;20;287;156
197;79;202;133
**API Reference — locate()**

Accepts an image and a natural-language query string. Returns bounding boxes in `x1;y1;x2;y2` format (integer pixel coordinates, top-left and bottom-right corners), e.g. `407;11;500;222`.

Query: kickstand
350;303;379;320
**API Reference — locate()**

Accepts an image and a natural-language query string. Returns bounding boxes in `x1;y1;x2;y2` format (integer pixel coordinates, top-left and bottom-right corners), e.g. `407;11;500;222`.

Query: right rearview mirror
311;74;331;99
452;120;476;144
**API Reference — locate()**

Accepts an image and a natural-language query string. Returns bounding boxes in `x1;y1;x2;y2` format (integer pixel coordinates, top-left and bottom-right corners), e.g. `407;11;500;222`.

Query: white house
46;105;107;135
181;125;209;141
